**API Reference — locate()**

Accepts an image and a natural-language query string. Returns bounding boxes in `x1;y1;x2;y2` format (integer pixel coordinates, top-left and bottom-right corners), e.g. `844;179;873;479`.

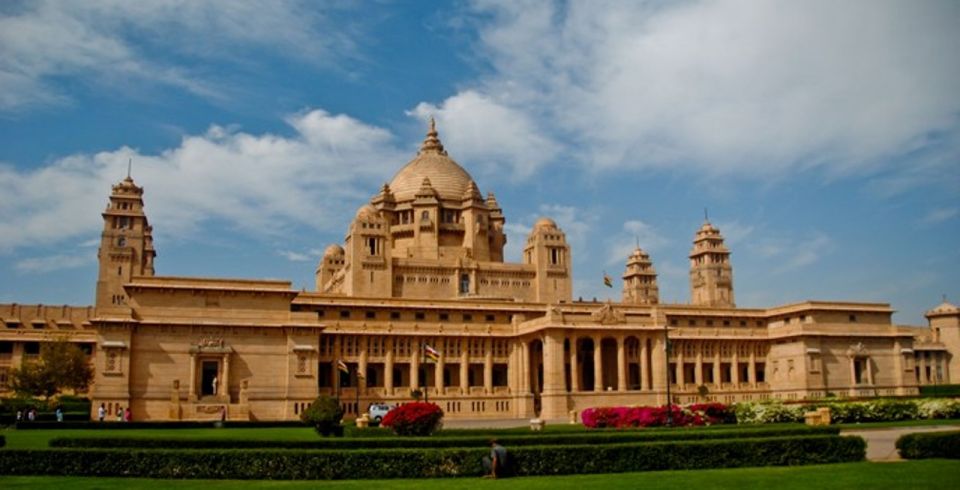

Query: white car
368;403;394;424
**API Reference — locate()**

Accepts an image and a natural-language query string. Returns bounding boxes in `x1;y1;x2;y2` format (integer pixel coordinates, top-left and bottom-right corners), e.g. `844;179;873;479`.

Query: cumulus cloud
0;0;357;111
446;0;960;179
606;220;670;267
0;109;404;252
15;252;94;274
920;207;959;226
408;90;557;180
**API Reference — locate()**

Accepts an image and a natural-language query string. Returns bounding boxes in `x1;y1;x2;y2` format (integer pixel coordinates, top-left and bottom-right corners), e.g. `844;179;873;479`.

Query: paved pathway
842;425;958;462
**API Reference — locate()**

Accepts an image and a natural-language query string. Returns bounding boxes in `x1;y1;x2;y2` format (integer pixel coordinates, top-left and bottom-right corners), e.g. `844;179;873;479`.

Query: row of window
0;341;94;355
670;318;765;327
316;309;499;323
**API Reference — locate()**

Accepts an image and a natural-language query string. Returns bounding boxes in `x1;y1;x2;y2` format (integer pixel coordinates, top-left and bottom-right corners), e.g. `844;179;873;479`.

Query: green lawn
0;460;957;489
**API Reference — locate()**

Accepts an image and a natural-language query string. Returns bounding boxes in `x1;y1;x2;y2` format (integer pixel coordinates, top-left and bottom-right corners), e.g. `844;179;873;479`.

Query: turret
523;217;572;303
689;219;734;307
622;247;659;305
342;204;392;297
95;175;156;311
926;299;960;383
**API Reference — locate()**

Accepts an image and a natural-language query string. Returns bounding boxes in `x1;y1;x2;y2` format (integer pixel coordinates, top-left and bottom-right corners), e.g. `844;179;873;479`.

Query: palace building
1;121;958;421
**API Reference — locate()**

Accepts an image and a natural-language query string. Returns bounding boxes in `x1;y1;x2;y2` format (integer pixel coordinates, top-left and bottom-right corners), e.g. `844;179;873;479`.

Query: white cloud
920;207;959;226
448;0;960;179
408;90;557;180
501;203;597;264
606;220;670;267
0;1;356;111
278;250;313;262
747;232;833;273
0;109;404;252
15;253;93;274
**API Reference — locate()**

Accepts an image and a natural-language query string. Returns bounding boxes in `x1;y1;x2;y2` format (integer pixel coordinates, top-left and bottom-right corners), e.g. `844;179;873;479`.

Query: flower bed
582;403;735;428
735;398;960;425
381;402;444;436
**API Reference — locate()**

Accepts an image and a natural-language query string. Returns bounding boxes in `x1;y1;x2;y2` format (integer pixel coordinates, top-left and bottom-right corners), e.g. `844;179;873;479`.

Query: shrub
2;435;864;479
300;396;344;437
734;401;804;424
916;398;960;419
919;384;960;398
0;435;5;448
381;402;443;436
896;430;960;459
49;426;839;450
581;403;735;429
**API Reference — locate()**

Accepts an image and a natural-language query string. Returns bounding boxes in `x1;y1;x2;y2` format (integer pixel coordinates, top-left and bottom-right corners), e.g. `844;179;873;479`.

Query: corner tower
926;299;960;383
622;247;659;305
523;218;572;303
95;175;156;310
689;219;734;307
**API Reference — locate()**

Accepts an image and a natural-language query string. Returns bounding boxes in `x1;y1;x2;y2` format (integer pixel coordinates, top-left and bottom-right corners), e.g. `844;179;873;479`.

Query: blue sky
1;0;957;325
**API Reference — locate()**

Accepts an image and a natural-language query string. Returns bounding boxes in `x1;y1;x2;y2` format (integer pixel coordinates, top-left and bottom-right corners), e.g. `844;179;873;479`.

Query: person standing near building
55;405;63;422
116;407;123;422
124;407;131;422
482;438;508;478
98;403;105;422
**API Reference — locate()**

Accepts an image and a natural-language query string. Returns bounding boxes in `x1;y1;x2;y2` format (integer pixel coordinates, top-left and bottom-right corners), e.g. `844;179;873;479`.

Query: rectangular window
415;312;425;321
340;310;350;319
390;311;401;320
439;313;449;321
463;314;473;322
485;314;495;322
24;342;40;355
365;311;376;319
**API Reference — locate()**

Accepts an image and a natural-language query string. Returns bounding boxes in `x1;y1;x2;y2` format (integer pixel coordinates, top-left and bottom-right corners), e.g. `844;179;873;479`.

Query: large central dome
388;119;478;202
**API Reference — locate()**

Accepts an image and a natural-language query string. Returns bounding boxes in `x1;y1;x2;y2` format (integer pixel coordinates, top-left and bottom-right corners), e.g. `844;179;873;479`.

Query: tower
342;204;392;297
622;247;659;305
926;299;960;383
95;176;156;310
523;217;572;303
689;220;734;307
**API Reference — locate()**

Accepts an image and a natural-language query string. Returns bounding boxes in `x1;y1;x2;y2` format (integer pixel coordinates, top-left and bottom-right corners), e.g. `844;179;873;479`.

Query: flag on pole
603;272;613;288
337;359;349;374
424;344;440;362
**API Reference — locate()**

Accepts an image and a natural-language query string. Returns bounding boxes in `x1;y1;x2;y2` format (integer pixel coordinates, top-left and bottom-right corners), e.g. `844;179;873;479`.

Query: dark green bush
4;435;864;479
300;395;344;437
0;435;5;448
896;430;960;459
13;420;306;430
918;385;960;398
49;425;839;450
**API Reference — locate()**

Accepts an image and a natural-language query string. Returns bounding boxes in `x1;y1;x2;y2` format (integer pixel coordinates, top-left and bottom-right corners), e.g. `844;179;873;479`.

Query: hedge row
11;420;307;430
49;425;840;450
918;384;960;398
896;430;960;459
2;435;864;479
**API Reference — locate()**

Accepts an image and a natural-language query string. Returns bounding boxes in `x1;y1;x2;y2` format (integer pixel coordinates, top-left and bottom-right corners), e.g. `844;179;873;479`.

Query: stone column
484;338;493;394
460;342;469;394
641;337;650;391
866;356;874;385
732;346;740;386
520;340;530;393
359;336;369;395
540;329;567;418
713;350;721;387
676;346;685;386
385;337;395;395
651;336;666;400
222;354;231;402
570;336;579;392
593;334;603;392
188;354;197;400
694;342;704;386
410;341;420;391
617;336;627;391
748;349;757;387
435;338;445;395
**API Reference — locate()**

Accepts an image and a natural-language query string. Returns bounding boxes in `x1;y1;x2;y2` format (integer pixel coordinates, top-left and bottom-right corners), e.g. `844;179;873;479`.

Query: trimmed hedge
918;384;960;398
3;435;864;479
896;430;960;459
49;425;840;450
12;420;307;430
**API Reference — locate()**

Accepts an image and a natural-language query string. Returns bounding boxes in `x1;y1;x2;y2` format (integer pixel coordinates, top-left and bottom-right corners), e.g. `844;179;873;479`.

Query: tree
9;340;94;401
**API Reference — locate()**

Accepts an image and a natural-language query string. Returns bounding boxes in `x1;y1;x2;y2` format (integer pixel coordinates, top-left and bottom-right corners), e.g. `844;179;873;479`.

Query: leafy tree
9;340;94;401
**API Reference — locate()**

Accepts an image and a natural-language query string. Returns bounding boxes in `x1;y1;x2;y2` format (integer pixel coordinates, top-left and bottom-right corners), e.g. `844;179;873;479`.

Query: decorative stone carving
592;303;625;325
847;342;869;358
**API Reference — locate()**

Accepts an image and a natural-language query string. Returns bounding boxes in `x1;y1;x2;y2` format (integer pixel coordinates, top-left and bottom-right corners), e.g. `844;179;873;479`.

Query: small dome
533;217;557;230
323;244;344;257
355;204;378;219
389;120;478;202
927;301;959;317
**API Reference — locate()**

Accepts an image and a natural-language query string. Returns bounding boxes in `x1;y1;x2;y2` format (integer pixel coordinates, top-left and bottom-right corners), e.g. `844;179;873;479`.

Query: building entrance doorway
201;360;219;396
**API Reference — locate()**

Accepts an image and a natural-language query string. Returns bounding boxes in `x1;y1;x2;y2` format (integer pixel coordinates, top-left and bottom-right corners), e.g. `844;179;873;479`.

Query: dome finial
419;116;446;155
